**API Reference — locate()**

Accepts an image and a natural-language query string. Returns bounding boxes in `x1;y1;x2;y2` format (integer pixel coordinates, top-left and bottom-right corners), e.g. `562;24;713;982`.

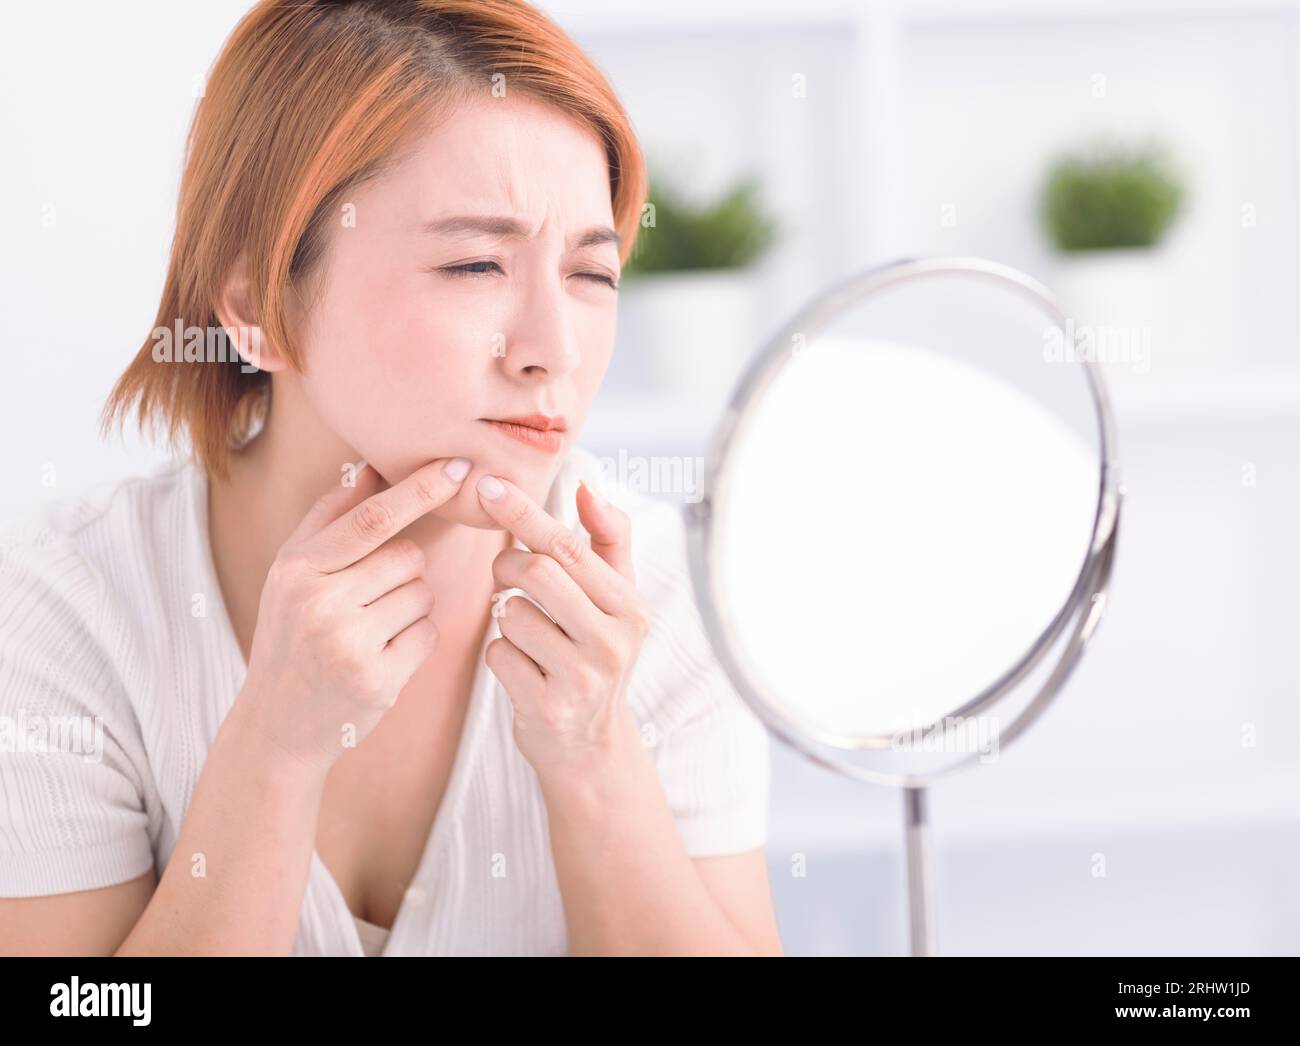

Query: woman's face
287;92;621;529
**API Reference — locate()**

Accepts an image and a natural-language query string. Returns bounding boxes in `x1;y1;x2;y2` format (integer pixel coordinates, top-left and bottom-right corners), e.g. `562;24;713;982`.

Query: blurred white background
1;0;1297;955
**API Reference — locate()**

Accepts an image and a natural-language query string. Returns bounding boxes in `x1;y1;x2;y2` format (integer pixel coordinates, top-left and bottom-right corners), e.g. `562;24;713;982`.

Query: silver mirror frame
684;256;1124;791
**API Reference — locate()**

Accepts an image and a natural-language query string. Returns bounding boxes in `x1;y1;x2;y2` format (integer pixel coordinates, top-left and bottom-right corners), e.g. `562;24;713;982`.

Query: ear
214;251;288;373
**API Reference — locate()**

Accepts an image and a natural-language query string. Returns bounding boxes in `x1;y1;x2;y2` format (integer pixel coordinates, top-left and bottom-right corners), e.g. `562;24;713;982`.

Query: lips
488;413;566;432
480;414;567;453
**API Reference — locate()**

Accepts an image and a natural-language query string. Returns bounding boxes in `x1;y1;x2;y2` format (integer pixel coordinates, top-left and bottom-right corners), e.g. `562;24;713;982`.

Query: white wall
0;2;254;507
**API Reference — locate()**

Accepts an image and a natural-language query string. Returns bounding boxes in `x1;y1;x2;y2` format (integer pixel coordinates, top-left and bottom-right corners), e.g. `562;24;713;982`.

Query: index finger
287;461;386;546
304;457;472;572
475;473;625;615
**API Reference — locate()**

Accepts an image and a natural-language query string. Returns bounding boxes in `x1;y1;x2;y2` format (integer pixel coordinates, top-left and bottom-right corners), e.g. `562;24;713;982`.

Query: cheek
294;302;470;463
362;292;488;406
383;325;495;441
576;308;617;389
386;279;512;369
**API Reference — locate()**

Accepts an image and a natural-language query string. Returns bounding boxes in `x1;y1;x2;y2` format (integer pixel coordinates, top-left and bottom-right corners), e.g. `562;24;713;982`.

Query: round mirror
684;257;1123;953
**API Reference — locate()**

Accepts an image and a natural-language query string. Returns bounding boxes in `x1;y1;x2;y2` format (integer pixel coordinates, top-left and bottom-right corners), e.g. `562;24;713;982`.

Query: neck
208;388;514;667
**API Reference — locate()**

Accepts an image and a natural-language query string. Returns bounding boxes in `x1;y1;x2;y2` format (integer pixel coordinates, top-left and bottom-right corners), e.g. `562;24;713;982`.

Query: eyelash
440;260;619;290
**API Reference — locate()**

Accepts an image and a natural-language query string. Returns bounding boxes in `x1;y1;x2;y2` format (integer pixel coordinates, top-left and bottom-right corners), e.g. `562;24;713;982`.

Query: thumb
576;480;635;583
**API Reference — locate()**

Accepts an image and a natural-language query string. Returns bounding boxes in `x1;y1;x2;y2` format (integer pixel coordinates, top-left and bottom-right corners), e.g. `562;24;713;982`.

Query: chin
434;466;540;529
375;452;553;527
434;490;508;530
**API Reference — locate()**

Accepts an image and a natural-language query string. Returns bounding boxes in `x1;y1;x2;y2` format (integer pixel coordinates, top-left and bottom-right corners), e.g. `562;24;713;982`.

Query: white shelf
1107;367;1300;428
583;366;1300;459
766;761;1300;855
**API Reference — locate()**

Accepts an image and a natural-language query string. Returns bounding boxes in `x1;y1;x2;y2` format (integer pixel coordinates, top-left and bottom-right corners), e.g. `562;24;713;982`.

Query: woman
0;0;781;956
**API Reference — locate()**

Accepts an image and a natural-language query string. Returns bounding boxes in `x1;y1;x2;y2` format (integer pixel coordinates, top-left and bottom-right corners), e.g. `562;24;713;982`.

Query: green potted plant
616;169;779;400
1041;143;1183;253
1039;140;1185;380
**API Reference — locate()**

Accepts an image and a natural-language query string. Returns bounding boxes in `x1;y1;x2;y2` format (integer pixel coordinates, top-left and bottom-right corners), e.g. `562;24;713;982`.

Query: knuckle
521;555;554;588
351;499;393;541
547;528;584;568
392;538;426;573
358;667;391;705
539;703;570;733
591;632;621;666
300;591;336;633
266;554;300;592
342;643;381;684
573;662;604;695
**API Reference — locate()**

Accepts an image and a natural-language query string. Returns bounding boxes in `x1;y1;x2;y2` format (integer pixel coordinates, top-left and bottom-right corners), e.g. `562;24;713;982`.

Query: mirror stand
904;785;936;956
894;521;1120;955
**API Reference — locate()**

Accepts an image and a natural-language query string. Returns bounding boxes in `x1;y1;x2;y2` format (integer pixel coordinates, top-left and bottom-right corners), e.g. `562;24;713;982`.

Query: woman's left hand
475;473;650;778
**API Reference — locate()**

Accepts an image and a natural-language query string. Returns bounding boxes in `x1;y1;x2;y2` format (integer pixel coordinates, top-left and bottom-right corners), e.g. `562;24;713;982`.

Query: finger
364;577;435;648
382;615;440;685
496;592;570;676
335;537;426;607
492;547;603;645
288;462;385;546
576;480;635;583
475;473;626;616
485;635;545;696
306;457;472;573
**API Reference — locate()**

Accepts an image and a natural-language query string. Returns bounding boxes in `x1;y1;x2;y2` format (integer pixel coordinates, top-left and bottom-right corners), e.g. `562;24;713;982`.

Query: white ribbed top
355;916;390;957
0;444;770;955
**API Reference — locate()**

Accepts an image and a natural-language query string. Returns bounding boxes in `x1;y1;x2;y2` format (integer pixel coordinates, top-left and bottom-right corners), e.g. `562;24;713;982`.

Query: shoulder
0;466;189;895
0;456;195;560
0;459;198;702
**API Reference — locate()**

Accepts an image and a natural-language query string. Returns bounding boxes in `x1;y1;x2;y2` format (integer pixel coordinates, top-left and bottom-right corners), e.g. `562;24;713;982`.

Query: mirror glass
712;270;1102;743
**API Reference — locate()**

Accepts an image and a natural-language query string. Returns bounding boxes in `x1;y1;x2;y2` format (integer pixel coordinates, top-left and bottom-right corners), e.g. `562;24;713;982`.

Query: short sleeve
655;664;772;858
0;526;155;897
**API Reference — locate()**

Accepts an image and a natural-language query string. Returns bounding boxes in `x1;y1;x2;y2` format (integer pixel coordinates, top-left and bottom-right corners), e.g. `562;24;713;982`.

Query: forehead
392;92;614;229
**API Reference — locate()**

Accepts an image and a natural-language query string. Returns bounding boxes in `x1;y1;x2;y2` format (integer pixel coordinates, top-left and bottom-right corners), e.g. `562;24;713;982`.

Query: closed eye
438;261;618;290
441;261;504;279
576;271;619;290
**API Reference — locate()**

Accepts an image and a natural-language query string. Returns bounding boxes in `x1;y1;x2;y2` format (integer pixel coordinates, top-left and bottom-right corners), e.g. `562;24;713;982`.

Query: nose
498;267;581;381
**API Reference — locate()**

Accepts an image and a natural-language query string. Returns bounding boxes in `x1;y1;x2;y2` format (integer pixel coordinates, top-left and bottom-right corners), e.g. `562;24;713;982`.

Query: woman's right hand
235;456;473;775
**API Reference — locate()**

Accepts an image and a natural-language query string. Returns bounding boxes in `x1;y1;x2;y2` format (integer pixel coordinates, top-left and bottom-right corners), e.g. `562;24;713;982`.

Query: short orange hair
101;0;647;482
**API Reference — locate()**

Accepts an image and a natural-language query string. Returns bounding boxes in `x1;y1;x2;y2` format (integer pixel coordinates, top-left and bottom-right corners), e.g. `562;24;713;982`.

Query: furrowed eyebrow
572;225;621;250
420;215;621;251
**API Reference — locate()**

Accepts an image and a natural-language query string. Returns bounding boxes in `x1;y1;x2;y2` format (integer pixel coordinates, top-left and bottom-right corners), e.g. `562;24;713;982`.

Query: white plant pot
615;269;758;406
1048;246;1163;388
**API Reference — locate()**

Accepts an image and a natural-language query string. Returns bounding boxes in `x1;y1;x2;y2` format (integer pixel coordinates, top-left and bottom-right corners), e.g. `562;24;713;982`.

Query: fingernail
584;482;606;510
478;474;505;500
444;457;471;481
